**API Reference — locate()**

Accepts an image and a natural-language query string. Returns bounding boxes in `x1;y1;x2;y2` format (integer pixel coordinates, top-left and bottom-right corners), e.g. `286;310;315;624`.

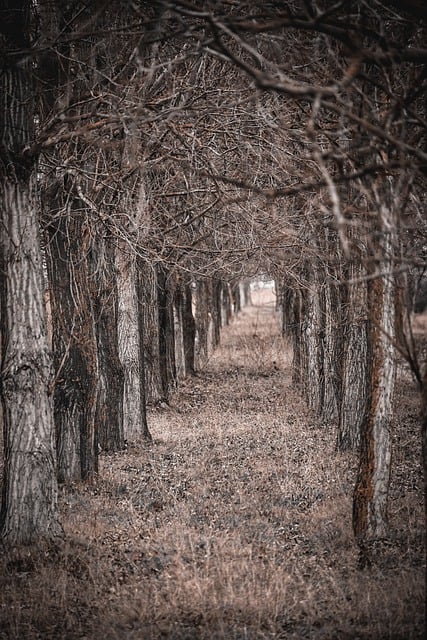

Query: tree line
1;0;426;577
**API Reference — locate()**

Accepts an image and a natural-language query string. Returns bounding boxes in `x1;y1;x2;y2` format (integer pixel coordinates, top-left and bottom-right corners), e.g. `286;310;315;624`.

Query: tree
0;0;61;543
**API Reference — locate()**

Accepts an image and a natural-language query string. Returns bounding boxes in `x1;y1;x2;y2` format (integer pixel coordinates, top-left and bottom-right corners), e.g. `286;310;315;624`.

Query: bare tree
0;0;61;543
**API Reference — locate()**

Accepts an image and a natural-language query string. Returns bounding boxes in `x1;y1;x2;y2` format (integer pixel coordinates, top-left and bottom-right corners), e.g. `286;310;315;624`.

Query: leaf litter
0;289;424;639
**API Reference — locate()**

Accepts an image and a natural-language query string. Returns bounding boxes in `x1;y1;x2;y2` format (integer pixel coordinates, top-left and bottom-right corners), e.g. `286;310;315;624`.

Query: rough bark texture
182;283;196;376
338;264;369;451
141;263;163;403
195;280;209;370
211;279;222;350
304;272;323;415
93;233;124;452
353;203;396;548
157;266;177;399
45;204;99;483
321;278;341;424
0;2;61;542
116;245;150;441
174;285;186;380
291;289;304;386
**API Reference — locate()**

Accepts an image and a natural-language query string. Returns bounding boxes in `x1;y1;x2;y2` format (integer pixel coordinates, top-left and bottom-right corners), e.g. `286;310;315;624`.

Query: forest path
88;289;422;639
11;290;420;640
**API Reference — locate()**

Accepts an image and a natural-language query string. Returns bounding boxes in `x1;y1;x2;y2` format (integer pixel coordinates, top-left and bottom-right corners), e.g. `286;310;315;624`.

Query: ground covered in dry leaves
0;290;424;639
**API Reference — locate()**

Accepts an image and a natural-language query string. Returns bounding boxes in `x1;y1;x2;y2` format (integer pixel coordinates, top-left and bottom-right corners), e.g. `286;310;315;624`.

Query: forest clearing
0;289;423;640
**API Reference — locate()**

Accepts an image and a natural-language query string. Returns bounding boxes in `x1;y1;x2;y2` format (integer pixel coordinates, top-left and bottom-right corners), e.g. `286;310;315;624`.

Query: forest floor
0;289;424;639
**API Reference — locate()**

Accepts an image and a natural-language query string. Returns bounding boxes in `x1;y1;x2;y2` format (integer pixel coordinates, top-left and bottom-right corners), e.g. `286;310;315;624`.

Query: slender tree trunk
353;202;396;552
174;284;186;380
211;279;222;349
182;283;196;375
303;268;323;415
232;282;241;314
141;263;163;403
157;265;177;400
221;283;232;326
0;2;61;543
321;277;341;423
291;289;304;386
195;280;209;370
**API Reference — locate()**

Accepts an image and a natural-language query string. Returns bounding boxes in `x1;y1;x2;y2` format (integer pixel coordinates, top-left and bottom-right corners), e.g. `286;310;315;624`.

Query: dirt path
1;291;424;640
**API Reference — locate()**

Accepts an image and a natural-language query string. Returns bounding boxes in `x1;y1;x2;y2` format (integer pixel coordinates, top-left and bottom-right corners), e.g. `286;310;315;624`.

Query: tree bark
157;265;177;399
141;263;163;404
45;201;99;483
0;2;61;543
303;268;323;415
195;280;209;370
182;282;196;376
338;263;369;451
93;232;124;452
321;277;341;424
173;283;186;380
353;202;396;551
116;245;151;441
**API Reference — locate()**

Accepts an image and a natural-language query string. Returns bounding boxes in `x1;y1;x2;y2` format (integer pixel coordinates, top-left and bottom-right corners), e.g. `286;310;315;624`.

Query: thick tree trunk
338;263;369;450
45;203;99;483
241;280;252;307
93;233;124;452
0;3;61;542
353;203;396;550
116;245;151;441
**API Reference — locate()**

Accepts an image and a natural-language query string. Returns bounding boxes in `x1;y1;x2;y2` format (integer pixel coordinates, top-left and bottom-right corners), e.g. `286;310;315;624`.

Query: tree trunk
182;283;196;376
321;278;341;423
141;263;163;403
45;202;99;483
157;266;177;399
0;2;61;543
211;279;222;349
232;282;241;314
353;202;396;551
303;270;323;415
93;232;124;452
338;263;369;451
116;244;151;441
195;280;209;370
174;284;186;380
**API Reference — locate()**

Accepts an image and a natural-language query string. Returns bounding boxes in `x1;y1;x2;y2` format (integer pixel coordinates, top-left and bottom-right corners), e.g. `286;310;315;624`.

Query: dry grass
0;289;424;639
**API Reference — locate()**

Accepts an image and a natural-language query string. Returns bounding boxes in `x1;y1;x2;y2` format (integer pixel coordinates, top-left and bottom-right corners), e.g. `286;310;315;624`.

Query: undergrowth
0;290;424;639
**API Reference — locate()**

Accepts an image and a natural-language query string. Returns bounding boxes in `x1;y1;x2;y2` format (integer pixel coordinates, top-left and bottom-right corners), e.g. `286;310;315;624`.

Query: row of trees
1;1;426;577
